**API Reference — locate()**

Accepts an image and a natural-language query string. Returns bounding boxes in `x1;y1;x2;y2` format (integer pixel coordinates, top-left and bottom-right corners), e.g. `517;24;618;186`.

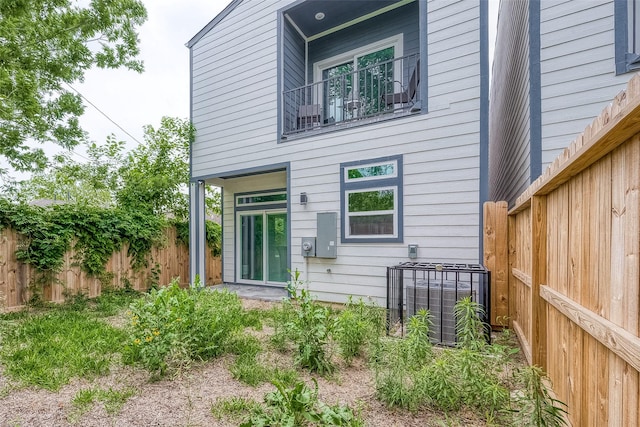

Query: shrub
123;281;243;376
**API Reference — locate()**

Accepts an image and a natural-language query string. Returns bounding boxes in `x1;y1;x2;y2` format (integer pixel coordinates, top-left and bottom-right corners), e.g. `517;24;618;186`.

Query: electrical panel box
316;212;337;258
408;244;418;259
301;237;316;257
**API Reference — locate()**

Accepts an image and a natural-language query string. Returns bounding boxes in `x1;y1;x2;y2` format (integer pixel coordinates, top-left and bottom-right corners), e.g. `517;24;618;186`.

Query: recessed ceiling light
315;12;325;20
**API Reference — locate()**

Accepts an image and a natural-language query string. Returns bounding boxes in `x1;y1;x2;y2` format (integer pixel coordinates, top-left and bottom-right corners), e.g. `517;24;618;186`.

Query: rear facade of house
490;0;640;207
188;0;489;303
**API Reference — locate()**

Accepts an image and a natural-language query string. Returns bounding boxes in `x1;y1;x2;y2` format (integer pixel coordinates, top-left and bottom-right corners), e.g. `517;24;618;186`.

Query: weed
211;396;262;421
69;386;136;421
92;287;141;317
241;379;363;426
513;365;568;426
333;297;385;365
123;281;243;376
283;270;334;374
454;296;487;350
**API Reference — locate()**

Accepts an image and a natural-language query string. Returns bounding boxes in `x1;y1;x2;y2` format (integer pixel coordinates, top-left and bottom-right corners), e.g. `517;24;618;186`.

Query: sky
67;0;499;161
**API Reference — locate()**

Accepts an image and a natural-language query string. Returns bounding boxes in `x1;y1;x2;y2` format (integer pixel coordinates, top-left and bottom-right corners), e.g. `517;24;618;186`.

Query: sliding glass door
238;211;288;284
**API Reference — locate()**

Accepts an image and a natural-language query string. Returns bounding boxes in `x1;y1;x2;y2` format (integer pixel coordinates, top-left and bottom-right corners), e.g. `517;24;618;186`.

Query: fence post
483;201;509;328
531;195;548;369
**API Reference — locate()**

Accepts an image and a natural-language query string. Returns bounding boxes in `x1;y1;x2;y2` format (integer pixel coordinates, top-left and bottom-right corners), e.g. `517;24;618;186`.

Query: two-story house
490;0;640;206
187;0;489;303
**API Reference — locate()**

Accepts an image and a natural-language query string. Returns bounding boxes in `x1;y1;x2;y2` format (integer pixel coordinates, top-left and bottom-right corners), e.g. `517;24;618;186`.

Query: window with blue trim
616;0;640;73
340;155;403;243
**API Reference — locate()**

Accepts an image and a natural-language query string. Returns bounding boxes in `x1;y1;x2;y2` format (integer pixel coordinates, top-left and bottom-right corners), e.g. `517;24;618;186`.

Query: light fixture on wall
300;192;308;205
315;12;325;20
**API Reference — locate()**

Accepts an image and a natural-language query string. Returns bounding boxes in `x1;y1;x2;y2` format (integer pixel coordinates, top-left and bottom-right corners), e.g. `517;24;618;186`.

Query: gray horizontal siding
539;0;632;171
191;0;484;303
489;0;531;206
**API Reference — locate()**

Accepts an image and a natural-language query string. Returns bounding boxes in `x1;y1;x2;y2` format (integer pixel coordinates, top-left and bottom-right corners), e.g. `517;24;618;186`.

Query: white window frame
343;160;398;183
344;186;398;240
312;34;404;104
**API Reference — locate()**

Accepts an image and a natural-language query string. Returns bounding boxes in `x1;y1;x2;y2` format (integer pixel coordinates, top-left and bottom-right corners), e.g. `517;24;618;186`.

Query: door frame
235;199;289;286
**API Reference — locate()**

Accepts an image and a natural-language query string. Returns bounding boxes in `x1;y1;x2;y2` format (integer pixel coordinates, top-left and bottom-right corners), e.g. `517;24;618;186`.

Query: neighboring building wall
490;0;638;207
191;0;486;303
539;0;631;166
489;0;531;205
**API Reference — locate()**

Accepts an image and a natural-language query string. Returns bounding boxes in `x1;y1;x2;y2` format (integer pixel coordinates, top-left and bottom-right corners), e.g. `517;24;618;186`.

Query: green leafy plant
283;270;334;374
373;310;433;410
123;281;243;376
241;379;363;427
0;200;166;277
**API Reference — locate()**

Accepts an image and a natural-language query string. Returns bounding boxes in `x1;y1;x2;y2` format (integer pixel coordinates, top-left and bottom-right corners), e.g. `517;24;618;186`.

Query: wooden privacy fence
0;226;221;311
484;75;640;426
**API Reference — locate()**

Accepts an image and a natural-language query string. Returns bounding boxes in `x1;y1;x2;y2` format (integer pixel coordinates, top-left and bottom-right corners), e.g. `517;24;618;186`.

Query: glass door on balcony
320;46;395;123
238;211;288;284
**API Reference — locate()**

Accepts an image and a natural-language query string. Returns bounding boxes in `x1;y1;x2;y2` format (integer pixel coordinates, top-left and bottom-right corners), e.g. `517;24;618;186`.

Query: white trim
344;186;398;239
235;191;287;207
313;34;404;86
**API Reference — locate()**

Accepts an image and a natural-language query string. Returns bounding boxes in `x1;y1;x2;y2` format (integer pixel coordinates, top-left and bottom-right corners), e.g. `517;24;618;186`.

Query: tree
0;0;147;172
13;135;125;206
14;117;221;219
116;116;193;217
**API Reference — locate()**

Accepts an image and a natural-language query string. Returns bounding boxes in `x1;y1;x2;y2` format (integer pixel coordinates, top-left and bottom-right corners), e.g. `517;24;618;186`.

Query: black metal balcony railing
282;53;420;136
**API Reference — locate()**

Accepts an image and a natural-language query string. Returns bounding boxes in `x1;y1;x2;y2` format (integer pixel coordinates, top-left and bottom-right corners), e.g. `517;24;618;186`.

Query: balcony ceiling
286;0;405;38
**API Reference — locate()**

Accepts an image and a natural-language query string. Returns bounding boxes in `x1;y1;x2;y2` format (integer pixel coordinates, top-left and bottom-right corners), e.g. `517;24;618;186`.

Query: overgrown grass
0;276;560;426
0;310;126;390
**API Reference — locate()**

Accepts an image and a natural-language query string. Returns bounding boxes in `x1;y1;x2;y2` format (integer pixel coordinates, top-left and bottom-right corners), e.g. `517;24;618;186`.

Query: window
314;35;403;122
340;155;403;243
616;0;640;73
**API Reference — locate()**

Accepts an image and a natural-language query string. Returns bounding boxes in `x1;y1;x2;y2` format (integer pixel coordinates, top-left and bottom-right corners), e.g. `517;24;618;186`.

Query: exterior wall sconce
300;192;308;205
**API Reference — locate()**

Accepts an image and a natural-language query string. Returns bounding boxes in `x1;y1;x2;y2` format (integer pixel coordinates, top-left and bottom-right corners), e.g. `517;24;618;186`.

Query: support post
189;180;206;286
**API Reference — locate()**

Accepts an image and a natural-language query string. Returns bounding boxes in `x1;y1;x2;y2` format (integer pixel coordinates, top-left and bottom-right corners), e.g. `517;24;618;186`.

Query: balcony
282;53;420;136
279;0;420;138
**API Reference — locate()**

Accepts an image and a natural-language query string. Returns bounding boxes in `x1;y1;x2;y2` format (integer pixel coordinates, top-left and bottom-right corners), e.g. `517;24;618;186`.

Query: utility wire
64;82;143;146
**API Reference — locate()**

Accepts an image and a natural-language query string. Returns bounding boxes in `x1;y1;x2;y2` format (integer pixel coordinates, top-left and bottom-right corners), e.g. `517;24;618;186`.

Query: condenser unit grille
387;263;489;345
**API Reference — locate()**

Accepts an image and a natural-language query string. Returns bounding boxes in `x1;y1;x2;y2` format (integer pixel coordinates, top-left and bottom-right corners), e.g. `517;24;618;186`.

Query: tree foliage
117;116;193;217
12;117;221;219
0;0;147;171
